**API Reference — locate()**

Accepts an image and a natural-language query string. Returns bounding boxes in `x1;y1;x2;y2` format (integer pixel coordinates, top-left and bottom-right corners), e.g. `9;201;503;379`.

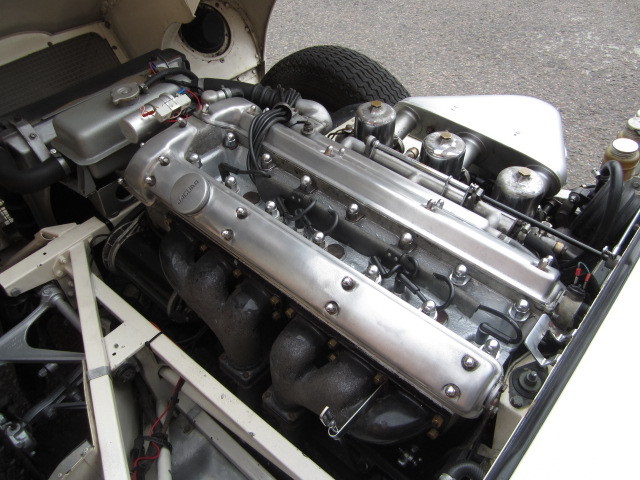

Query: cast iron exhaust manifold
159;228;270;381
265;319;433;445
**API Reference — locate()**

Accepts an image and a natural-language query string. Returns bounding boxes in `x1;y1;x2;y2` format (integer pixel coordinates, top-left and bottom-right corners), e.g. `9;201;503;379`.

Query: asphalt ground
265;0;640;187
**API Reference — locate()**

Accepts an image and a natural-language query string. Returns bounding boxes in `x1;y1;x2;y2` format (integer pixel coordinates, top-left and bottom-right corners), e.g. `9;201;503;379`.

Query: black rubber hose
443;460;486;480
141;67;199;90
202;78;300;109
0;147;67;194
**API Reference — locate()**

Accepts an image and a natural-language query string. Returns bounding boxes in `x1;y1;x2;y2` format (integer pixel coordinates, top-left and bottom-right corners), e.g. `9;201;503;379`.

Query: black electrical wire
433;273;455;311
321;209;340;235
476;305;523;345
246;107;291;182
397;273;428;303
141;67;199;91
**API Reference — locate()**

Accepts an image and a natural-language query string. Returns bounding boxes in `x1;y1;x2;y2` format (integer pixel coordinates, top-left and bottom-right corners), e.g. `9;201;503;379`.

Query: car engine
1;48;639;480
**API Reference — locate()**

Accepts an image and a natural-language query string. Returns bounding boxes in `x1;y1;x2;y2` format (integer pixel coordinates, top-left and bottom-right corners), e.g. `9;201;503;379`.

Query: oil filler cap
170;172;210;214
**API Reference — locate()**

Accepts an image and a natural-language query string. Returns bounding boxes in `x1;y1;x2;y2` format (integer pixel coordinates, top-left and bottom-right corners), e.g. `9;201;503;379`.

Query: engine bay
0;43;639;480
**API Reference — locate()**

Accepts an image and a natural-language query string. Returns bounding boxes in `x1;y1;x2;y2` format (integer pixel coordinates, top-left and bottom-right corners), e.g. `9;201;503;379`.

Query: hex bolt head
421;300;438;319
461;354;478;371
261;153;273;169
450;264;470;286
524;370;539;387
312;231;326;247
537;255;553;271
224;175;238;191
482;339;500;357
117;177;125;186
299;175;314;193
324;146;334;156
509;298;531;322
399;232;414;251
510;395;525;409
144;176;156;186
223;131;237;149
235;207;248;219
221;229;234;241
346;203;360;221
364;264;381;281
158;155;170;166
327;338;338;350
341;276;355;290
324;301;339;315
431;415;444;429
265;200;279;217
188;152;201;167
443;384;460;398
302;121;313;134
426;428;440;440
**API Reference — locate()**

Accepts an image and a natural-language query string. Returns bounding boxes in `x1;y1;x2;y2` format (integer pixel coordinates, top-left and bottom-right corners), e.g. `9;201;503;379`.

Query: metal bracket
319;384;383;439
525;314;570;366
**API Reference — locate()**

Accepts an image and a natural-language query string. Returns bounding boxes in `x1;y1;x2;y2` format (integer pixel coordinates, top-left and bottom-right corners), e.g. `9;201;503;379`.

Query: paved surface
266;0;640;187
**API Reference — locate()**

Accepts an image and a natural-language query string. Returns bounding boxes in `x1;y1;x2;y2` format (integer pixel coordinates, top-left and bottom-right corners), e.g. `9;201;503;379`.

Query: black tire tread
262;45;409;112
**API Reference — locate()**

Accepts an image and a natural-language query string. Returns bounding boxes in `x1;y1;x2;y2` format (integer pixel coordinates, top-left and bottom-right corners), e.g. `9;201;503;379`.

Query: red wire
131;378;184;479
185;89;202;110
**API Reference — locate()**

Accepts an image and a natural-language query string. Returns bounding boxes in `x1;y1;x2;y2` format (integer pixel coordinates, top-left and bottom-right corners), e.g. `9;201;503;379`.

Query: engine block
124;96;567;419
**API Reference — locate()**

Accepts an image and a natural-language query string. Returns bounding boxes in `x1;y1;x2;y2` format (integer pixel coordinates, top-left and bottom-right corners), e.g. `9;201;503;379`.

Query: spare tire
262;45;409;114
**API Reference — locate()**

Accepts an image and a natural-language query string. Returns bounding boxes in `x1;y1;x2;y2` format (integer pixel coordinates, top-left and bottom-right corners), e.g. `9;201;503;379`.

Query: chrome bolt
117;178;125;186
443;384;460;398
461;354;478;371
187;152;201;167
509;299;531;322
536;255;553;271
346;203;360;221
312;231;326;247
341;276;355;291
49;148;57;155
425;198;445;211
299;175;314;193
144;176;156;186
221;229;234;241
399;232;414;251
223;131;238;149
224;175;238;191
29;132;37;139
265;200;279;218
364;264;380;281
235;207;248;219
302;121;314;134
201;103;210;114
324;301;339;315
158;155;170;166
482;339;500;357
450;264;470;286
247;105;257;115
177;118;188;128
261;153;273;169
324;146;334;156
421;300;438;319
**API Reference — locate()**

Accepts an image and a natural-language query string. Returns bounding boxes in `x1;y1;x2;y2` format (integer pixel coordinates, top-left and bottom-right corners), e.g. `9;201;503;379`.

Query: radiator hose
0;147;67;194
